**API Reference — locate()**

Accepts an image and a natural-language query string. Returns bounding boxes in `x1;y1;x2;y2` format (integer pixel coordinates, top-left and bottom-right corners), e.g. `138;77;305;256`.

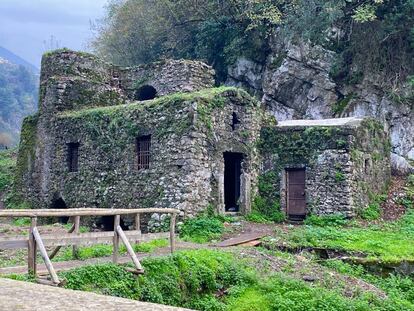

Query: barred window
136;135;151;170
67;143;80;172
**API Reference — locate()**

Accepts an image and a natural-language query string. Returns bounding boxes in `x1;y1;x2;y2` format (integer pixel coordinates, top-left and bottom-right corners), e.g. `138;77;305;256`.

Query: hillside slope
0;49;38;147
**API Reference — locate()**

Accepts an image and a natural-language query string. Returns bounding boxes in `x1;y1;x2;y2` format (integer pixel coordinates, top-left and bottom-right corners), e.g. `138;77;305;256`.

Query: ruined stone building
15;49;391;220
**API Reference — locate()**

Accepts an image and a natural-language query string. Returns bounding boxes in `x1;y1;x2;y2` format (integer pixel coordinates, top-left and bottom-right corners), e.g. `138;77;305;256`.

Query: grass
53;239;169;262
270;209;414;263
56;249;414;310
179;215;225;243
0;239;169;268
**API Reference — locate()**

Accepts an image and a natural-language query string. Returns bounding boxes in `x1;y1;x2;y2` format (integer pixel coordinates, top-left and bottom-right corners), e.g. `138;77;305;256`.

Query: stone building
259;118;391;219
15;49;391;221
15;50;261;219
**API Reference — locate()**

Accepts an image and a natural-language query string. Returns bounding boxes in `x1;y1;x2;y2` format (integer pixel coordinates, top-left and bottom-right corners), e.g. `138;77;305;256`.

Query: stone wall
16;86;261;218
259;118;391;217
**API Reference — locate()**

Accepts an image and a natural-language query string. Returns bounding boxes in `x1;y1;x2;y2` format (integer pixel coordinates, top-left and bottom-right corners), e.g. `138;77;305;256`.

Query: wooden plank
33;227;60;284
0;236;28;249
238;240;262;247
113;215;120;264
49;223;76;260
216;233;267;247
28;217;37;276
117;226;143;271
0;231;167;249
0;208;180;218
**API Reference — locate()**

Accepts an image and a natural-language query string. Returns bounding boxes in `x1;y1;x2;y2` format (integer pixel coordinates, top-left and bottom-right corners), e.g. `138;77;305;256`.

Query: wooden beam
117;226;143;272
170;213;176;254
0;208;180;218
0;231;166;249
72;216;80;259
113;215;120;264
28;217;37;277
32;227;60;285
49;223;75;260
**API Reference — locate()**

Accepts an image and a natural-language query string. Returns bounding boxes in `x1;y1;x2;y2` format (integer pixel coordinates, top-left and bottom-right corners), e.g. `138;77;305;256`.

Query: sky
0;0;109;68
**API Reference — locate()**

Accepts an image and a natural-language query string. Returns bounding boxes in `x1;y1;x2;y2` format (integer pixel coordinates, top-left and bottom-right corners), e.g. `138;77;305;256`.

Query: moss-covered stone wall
16;86;261;217
259;118;391;217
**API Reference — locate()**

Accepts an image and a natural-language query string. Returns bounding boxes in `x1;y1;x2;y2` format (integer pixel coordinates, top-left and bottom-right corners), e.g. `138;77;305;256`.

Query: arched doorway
135;85;157;101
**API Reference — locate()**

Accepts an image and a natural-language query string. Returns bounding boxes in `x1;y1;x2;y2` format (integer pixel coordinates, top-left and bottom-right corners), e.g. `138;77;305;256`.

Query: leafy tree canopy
92;0;414;83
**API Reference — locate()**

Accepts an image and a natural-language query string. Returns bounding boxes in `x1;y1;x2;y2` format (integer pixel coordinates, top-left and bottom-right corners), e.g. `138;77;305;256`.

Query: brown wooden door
287;169;306;219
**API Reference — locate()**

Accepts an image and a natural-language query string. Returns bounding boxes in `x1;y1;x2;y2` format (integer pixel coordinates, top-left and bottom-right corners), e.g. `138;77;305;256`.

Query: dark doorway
224;152;243;212
286;168;306;220
135;85;157;101
51;198;69;224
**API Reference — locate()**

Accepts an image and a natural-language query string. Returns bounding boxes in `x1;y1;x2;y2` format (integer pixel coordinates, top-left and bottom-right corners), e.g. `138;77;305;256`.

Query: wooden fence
0;208;179;286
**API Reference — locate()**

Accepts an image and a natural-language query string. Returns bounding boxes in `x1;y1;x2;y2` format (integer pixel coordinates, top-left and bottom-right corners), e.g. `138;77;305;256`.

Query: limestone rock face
226;36;414;174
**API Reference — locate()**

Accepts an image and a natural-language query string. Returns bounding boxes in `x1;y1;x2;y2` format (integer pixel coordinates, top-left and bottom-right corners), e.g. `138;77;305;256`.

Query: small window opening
135;85;157;101
231;112;240;131
137;135;151;170
67;143;80;172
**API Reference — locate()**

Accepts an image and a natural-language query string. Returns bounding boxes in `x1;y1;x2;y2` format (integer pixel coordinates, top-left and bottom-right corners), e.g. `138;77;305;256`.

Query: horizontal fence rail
0;208;179;286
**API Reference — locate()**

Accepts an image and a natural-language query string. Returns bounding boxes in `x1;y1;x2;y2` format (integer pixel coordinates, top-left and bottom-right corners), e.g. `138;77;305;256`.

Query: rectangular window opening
137;135;151;170
67;143;80;172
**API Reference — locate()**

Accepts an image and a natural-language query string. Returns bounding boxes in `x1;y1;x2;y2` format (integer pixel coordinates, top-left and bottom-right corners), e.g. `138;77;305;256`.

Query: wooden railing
0;208;179;286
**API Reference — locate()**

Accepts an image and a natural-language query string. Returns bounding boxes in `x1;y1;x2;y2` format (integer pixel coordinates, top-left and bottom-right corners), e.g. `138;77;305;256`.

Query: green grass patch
179;216;225;243
53;239;169;262
304;214;348;227
58;249;413;310
272;209;414;262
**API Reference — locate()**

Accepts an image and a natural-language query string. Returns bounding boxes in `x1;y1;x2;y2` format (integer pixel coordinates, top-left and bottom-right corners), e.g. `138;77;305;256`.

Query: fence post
170;213;176;254
72;216;80;259
134;213;141;244
28;217;37;277
113;215;120;264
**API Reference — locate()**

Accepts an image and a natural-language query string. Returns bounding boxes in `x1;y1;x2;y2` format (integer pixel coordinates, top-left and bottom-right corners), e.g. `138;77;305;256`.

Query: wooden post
32;227;60;284
117;226;143;272
72;216;80;259
28;217;37;277
113;215;120;264
134;213;140;244
170;213;176;254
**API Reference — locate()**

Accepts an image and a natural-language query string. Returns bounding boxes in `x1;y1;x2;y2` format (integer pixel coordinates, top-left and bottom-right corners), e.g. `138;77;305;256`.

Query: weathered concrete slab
0;278;192;311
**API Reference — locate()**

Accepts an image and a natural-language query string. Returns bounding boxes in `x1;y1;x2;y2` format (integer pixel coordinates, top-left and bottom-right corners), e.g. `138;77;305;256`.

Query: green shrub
61;250;254;309
12;217;31;226
245;212;269;223
250;196;285;223
179;216;224;243
304;214;348;227
360;202;381;220
0;149;16;192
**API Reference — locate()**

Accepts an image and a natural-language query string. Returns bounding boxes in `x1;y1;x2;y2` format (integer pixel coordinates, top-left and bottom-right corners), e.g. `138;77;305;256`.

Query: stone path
0;278;192;311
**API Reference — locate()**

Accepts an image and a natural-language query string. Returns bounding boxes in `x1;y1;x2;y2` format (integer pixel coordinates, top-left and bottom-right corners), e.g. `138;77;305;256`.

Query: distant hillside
0;47;38;73
0;49;38;147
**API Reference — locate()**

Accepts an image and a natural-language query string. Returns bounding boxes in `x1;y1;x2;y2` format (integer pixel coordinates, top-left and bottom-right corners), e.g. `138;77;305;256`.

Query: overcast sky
0;0;109;68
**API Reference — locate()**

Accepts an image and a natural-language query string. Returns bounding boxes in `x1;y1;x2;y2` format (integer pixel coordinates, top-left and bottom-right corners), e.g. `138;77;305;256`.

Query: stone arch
135;85;157;101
